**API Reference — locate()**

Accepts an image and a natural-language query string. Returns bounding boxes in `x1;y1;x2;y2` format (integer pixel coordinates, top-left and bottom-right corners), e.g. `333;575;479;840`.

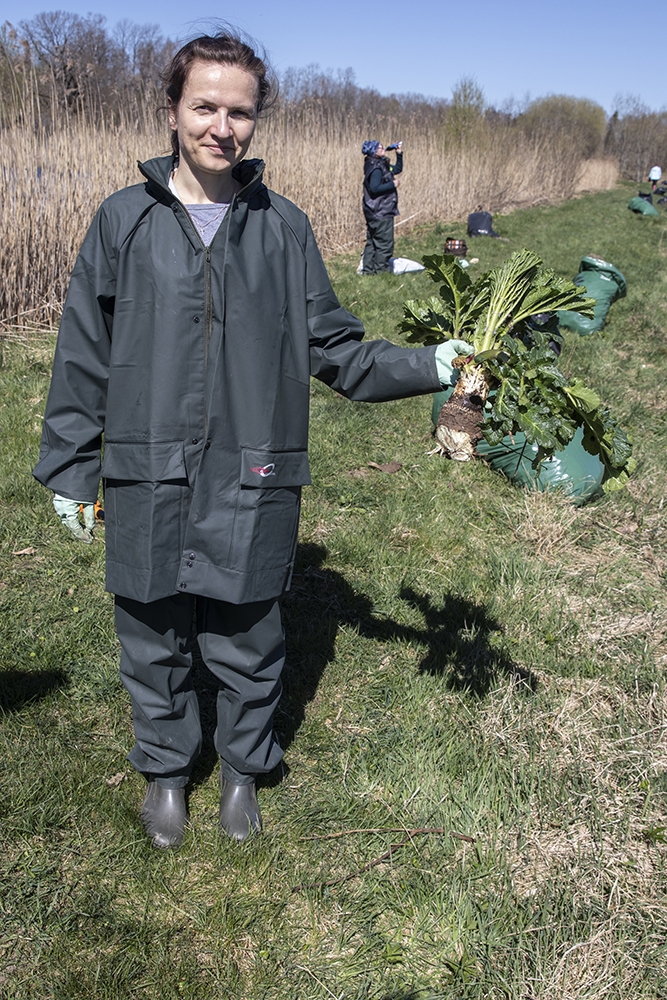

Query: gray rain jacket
34;155;441;604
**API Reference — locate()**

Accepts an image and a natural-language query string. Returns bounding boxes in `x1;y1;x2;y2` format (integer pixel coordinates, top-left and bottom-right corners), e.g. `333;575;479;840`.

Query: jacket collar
137;154;266;202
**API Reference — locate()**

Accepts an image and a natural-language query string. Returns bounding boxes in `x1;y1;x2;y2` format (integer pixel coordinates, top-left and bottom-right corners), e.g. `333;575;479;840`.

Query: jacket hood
137;154;266;201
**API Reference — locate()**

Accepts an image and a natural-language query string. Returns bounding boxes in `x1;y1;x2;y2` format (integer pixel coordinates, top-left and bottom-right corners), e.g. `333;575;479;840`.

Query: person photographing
361;140;403;274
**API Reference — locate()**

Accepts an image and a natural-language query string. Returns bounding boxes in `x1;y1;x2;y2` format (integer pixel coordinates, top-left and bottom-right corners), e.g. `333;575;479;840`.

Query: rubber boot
140;781;188;849
219;774;262;841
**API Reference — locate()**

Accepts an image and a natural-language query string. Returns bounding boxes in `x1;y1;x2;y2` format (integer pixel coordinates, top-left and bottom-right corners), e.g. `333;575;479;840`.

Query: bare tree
13;12;173;122
606;95;667;182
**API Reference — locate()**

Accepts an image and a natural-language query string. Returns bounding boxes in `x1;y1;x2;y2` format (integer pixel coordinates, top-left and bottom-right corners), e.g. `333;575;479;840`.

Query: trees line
0;11;665;182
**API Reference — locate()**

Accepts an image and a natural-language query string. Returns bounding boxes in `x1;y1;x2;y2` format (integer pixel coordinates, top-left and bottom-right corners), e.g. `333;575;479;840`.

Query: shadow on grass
0;667;69;713
189;543;536;789
400;585;536;693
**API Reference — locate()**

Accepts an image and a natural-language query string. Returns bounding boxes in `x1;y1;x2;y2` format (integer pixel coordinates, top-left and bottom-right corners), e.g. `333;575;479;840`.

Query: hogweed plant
400;249;635;491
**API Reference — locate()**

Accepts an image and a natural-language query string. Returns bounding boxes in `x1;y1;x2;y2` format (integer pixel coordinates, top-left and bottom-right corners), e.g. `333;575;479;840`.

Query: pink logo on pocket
250;463;276;477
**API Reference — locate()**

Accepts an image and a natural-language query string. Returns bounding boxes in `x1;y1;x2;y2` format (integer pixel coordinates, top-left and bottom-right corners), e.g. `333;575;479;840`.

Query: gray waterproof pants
115;593;285;789
362;217;395;274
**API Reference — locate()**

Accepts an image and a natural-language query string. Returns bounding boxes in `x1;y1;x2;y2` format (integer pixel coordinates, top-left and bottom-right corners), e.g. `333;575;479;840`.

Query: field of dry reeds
0;93;618;331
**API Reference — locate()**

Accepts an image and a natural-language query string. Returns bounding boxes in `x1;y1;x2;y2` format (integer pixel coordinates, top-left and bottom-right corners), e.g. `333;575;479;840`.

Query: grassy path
1;182;666;998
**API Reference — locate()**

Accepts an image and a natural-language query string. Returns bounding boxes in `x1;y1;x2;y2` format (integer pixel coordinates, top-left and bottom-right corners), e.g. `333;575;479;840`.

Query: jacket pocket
239;448;311;487
102;441;190;586
230;450;310;574
101;440;188;483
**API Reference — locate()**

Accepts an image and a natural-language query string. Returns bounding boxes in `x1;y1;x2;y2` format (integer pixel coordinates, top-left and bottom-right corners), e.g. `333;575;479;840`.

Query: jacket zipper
203;245;212;442
172;204;211;445
174;197;233;448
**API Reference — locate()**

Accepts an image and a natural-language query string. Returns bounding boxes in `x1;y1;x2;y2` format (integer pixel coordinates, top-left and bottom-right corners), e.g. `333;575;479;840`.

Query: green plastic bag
431;390;605;505
475;428;605;505
628;196;660;216
557;255;627;335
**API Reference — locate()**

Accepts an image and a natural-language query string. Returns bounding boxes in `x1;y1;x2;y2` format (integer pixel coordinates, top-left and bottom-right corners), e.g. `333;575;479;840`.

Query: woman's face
168;60;259;183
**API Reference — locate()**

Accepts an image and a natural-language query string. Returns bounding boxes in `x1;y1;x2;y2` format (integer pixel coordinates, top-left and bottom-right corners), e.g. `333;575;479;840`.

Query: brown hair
162;31;277;157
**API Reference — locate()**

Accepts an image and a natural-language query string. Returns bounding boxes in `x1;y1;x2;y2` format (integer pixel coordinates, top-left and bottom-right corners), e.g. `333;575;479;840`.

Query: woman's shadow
190;542;535;789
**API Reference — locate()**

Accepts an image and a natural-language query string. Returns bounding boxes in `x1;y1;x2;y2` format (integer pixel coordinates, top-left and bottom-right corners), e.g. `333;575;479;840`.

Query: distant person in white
649;165;662;191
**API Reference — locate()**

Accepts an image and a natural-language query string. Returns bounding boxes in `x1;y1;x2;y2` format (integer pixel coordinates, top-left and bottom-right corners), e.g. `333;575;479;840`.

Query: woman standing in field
34;29;467;849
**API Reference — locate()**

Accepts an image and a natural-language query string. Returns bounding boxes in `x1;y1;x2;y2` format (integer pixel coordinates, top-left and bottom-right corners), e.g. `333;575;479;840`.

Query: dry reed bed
0;107;619;329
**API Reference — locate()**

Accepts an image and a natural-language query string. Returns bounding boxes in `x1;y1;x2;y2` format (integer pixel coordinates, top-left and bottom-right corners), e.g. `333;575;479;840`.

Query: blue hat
362;140;380;156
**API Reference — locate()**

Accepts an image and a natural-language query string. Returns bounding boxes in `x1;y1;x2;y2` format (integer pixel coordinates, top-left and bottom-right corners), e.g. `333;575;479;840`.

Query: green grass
1;183;666;999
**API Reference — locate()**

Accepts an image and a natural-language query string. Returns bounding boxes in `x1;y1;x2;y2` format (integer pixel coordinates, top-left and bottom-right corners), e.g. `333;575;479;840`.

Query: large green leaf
564;380;601;413
515;275;596;324
423;254;491;338
400;297;453;345
421;253;472;318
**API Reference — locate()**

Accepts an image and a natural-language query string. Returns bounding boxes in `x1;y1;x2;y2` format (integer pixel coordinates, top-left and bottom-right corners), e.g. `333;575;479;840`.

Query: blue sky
2;0;663;114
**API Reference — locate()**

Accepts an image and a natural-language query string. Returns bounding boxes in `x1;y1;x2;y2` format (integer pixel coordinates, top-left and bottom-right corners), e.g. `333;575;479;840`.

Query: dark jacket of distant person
363;152;403;220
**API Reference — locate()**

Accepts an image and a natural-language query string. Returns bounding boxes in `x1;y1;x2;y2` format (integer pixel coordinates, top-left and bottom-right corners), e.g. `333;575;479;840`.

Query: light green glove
434;339;474;387
53;493;95;543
